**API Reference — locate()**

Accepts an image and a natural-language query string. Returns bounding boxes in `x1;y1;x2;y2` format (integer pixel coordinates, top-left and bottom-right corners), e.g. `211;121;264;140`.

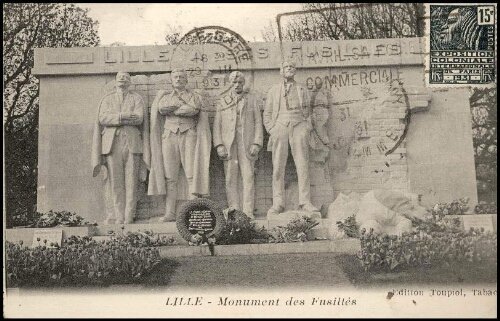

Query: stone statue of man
148;69;211;222
213;71;263;218
263;61;319;215
91;72;150;224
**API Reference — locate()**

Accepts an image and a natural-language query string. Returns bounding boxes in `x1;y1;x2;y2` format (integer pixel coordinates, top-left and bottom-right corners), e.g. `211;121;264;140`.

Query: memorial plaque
187;209;216;233
462;215;495;232
32;229;63;247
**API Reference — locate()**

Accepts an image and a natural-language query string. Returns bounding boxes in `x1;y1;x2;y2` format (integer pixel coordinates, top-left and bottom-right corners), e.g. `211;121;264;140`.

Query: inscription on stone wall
104;48;170;63
33;38;424;75
305;68;402;90
45;52;94;64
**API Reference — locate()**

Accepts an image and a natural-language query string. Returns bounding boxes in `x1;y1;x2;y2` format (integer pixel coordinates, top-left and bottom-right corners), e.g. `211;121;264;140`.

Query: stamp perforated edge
424;3;497;88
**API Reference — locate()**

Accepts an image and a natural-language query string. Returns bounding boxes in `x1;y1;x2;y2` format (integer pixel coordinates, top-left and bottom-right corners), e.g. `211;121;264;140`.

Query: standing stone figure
213;71;263;218
148;69;211;222
263;61;319;215
91;72;150;224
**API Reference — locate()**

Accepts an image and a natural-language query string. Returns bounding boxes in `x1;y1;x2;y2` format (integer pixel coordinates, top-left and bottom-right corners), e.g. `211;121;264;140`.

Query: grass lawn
139;253;497;289
142;253;353;289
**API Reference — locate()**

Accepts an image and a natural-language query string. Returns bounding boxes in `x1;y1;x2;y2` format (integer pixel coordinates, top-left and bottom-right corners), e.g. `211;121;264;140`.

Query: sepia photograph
3;2;497;318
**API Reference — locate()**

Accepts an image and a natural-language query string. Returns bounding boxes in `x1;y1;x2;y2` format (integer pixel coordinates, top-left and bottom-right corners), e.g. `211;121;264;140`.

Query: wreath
175;198;226;242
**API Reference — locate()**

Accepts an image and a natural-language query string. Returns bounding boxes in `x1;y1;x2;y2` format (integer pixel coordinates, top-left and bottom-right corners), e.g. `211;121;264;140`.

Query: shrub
268;216;319;243
6;234;164;287
357;228;497;272
217;210;268;245
474;202;497;214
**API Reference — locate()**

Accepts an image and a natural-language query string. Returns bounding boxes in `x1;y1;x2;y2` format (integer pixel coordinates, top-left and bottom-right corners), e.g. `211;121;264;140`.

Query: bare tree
262;3;422;42
164;32;182;45
261;21;278;42
3;3;100;227
470;88;497;203
163;24;184;45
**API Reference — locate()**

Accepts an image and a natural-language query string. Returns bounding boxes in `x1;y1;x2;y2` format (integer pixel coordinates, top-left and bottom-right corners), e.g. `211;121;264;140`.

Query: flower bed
120;230;177;247
268;216;319;243
336;215;360;238
217;209;268;245
430;198;470;216
333;202;497;272
357;228;497;272
6;234;165;287
214;212;319;245
10;210;93;228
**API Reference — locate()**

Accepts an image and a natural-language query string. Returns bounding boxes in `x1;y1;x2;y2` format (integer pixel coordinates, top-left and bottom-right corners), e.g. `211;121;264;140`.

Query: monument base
7;215;495;248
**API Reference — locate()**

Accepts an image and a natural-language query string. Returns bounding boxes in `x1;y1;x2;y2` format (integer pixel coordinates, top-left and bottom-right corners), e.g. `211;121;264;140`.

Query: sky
80;3;304;46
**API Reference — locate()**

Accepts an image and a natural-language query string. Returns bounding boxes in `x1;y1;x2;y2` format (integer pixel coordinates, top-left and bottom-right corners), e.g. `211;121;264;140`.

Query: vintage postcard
3;3;497;318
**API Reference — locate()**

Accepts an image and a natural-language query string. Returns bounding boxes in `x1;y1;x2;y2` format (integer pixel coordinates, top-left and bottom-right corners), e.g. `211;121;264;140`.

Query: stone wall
33;37;478;222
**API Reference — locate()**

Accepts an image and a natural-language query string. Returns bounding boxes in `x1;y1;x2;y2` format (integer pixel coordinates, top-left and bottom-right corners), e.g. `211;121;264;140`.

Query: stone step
158;239;360;258
94;222;178;236
5;218;338;246
94;217;335;233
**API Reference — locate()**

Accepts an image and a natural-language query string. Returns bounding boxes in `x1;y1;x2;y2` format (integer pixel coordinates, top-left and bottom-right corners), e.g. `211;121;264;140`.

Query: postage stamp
427;4;496;86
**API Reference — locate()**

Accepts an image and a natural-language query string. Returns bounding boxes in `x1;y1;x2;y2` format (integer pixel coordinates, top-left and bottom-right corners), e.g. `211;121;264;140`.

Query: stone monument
263;61;320;216
148;69;211;222
213;71;263;219
91;72;150;224
32;37;479;223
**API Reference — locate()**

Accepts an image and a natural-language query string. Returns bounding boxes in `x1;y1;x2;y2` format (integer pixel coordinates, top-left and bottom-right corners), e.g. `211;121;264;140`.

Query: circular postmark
345;78;411;163
326;77;415;175
176;198;226;242
382;79;410;156
168;26;255;112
